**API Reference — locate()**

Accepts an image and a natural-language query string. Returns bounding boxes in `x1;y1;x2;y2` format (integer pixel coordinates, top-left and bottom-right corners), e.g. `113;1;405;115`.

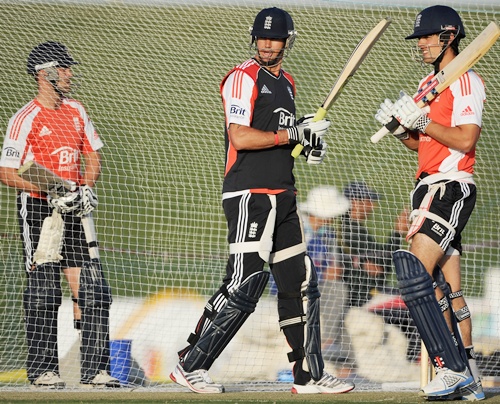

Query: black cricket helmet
27;41;78;75
406;5;466;40
250;7;296;49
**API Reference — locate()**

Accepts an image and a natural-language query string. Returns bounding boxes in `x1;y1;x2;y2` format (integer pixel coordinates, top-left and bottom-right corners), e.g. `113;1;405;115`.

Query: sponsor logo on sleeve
230;104;246;117
4;147;20;158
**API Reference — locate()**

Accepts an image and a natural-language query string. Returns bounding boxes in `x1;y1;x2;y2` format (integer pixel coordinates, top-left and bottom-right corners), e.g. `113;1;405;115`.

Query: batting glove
305;140;328;165
375;99;409;140
76;185;98;217
286;114;331;145
48;189;82;214
393;91;431;133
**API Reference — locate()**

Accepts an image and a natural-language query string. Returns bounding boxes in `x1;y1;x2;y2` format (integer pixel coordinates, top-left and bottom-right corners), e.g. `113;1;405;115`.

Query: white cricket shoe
457;380;486;401
170;363;224;394
433;380;485;401
291;371;355;394
81;370;121;388
420;367;474;398
31;371;66;389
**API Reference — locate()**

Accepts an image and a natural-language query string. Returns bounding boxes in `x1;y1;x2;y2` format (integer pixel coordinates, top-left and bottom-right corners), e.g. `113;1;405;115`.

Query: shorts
409;178;476;254
17;193;89;271
222;190;306;293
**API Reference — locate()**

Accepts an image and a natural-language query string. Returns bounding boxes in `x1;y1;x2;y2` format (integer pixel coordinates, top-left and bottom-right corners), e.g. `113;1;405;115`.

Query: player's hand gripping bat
291;17;391;158
371;21;500;143
18;161;105;271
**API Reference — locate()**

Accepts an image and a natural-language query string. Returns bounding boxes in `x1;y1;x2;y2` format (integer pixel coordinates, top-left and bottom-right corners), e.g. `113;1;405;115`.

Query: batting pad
393;250;467;372
33;210;64;265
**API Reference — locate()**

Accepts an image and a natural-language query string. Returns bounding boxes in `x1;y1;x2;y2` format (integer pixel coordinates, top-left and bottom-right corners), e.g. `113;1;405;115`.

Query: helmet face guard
406;5;465;69
249;7;297;66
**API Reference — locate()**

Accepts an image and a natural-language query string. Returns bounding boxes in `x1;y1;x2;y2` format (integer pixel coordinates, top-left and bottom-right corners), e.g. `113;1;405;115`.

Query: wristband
274;131;279;146
415;116;431;134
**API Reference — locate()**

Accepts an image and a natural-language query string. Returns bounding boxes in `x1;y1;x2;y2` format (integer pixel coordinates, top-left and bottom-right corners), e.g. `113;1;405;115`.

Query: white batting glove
76;185;98;217
305;140;328;165
393;91;432;133
375;99;409;140
287;114;331;145
48;189;82;214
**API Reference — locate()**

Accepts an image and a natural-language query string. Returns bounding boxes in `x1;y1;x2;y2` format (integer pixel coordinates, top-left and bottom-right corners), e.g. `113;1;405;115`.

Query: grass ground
0;391;493;404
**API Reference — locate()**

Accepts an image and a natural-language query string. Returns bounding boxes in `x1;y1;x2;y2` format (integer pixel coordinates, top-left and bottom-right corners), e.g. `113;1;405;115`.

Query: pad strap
287;347;305;362
407;182;456;242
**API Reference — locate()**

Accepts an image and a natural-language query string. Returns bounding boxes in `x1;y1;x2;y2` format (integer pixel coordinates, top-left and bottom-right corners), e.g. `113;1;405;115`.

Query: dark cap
344;181;380;201
27;41;78;75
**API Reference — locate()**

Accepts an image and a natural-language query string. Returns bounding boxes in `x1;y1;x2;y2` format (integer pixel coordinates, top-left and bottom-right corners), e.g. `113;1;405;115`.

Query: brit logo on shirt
73;117;81;132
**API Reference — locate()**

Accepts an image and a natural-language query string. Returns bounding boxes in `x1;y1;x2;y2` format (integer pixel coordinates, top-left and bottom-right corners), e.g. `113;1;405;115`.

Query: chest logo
261;85;272;94
39;126;52;137
73;117;81;132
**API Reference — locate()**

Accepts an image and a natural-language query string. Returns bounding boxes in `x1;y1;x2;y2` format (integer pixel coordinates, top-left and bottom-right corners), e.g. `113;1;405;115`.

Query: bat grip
291;144;304;158
370;117;399;143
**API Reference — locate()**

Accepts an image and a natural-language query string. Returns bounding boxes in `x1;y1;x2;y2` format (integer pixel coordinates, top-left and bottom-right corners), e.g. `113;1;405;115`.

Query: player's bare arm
228;123;288;150
423;122;480;153
82;151;102;187
399;132;420;151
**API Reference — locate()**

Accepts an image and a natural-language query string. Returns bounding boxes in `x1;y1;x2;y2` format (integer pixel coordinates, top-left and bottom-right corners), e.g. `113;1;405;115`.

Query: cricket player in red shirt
0;41;119;389
375;6;485;401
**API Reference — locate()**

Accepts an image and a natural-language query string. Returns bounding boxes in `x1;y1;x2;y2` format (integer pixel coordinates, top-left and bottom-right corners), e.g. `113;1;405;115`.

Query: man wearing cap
340;181;408;308
170;8;353;395
0;42;119;388
339;181;420;365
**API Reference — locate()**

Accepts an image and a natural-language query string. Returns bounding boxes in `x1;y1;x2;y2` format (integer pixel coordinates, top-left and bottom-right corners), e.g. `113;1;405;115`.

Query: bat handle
81;213;100;260
370;126;390;143
291;144;304;158
370;117;399;143
291;107;328;158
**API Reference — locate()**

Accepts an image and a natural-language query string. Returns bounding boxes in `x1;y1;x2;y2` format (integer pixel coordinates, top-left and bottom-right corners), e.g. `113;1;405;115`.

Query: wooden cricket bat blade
292;17;391;158
18;160;75;197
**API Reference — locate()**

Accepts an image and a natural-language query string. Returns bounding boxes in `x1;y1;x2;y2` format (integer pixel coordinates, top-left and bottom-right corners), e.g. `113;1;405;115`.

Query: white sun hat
299;186;350;219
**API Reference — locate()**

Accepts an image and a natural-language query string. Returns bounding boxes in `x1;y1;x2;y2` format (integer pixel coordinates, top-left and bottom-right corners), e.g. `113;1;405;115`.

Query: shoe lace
197;369;215;385
318;372;340;386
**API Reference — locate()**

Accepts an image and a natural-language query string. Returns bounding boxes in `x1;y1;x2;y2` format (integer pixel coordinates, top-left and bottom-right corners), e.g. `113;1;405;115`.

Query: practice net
0;0;499;391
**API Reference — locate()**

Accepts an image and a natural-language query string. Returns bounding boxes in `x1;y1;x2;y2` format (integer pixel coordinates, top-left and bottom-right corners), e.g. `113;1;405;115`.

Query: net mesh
0;0;499;390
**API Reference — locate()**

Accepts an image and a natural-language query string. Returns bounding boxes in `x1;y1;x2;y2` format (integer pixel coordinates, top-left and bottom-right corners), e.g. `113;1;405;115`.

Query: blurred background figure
340;181;408;307
339;181;420;363
299;186;351;375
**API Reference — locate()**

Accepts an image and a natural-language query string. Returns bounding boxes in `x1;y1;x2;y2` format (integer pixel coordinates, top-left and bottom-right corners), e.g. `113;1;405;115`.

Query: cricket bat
292;17;391;158
371;21;500;144
18;160;75;198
